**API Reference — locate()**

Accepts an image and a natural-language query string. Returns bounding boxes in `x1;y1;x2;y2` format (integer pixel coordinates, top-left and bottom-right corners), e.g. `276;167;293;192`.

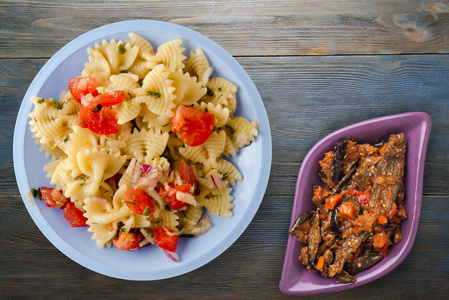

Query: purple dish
280;112;432;295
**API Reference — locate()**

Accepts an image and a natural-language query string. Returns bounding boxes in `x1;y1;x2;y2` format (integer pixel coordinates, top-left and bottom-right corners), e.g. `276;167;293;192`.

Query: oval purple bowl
279;112;432;295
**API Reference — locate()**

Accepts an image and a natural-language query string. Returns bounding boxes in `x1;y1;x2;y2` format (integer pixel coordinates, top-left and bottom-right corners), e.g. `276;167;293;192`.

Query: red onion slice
162;249;179;262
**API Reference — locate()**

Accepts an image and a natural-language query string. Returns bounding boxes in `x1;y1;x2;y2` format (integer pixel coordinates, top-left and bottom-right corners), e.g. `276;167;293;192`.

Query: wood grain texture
1;0;449;298
1;0;448;58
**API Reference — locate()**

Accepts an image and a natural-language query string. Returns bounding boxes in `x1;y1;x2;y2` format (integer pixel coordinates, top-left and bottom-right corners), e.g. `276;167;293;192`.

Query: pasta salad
28;32;258;260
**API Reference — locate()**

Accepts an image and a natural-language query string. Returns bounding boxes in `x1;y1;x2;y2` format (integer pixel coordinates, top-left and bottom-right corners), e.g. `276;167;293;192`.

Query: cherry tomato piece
123;188;155;216
69;77;99;103
171;105;215;146
63;202;88;227
40;186;58;208
153;227;178;252
78;105;119;135
93;90;126;106
159;184;191;210
178;159;196;185
356;190;371;205
113;231;145;251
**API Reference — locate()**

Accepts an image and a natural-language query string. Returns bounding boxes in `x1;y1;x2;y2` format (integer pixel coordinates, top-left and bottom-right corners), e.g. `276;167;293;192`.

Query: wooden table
1;1;448;298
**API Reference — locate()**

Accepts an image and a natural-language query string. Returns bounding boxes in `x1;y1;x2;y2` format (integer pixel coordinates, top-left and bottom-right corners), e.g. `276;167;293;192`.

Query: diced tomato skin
79;105;119;135
87;106;119;135
40;186;57;208
171;106;215;147
153;227;178;252
159;184;191;210
63;202;88;227
113;231;145;251
349;189;359;197
178;159;196;185
93;91;126;106
69;77;99;103
356;190;371;205
123;188;155;216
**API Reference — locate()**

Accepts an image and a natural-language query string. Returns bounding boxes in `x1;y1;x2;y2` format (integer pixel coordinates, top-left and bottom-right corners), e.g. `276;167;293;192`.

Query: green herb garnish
206;87;213;96
118;43;127;54
50;99;63;110
179;234;195;238
161;148;171;159
37;98;45;104
143;206;152;216
31;187;42;200
147;91;161;98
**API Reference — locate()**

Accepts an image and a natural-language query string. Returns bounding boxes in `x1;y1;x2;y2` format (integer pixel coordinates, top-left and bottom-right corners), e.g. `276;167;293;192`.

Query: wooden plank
1;0;448;58
1;195;448;298
2;54;448;196
2;54;448;298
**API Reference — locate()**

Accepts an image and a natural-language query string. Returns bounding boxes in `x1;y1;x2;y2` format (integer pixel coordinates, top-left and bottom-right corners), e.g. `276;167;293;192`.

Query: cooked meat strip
307;211;321;270
332;138;350;183
368;133;406;216
328;233;367;277
344;252;383;275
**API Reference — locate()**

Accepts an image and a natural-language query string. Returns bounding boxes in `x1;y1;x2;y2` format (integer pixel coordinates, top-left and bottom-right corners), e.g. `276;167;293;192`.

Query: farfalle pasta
28;33;258;260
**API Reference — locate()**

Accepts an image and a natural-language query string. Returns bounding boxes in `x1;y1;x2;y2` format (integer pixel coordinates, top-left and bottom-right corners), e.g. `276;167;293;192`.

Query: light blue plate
13;20;272;280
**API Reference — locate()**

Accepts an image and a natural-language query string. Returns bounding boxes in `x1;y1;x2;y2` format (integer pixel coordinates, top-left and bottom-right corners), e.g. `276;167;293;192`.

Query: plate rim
13;20;272;280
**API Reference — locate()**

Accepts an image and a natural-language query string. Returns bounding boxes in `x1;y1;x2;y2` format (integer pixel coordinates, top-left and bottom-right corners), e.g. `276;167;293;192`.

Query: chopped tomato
348;189;359;197
356;190;371;205
78;105;119;135
380;242;391;256
93;90;126;106
153;227;178;252
171;105;215;146
338;202;357;219
320;214;327;220
69;77;99;103
63;202;88;227
178;159;196;185
113;231;145;251
159;183;191;210
40;187;58;208
39;186;68;208
325;194;342;210
123;188;156;216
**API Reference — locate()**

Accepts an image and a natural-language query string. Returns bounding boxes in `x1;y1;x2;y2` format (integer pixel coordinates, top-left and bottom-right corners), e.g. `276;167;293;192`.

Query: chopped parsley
218;87;222;92
143;206;152;216
50;99;63;110
118;43;127;54
37;98;45;104
63;134;70;143
147;91;161;98
161;148;171;159
31;187;42;200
